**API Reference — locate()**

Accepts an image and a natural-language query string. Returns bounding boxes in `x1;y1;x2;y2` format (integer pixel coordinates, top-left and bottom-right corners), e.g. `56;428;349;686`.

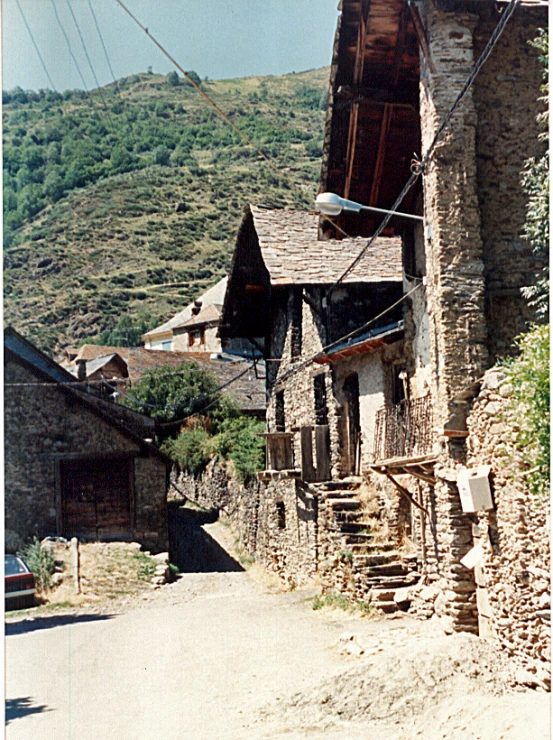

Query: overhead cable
65;0;108;108
49;0;90;91
113;0;306;194
87;0;118;85
329;0;521;292
15;0;57;90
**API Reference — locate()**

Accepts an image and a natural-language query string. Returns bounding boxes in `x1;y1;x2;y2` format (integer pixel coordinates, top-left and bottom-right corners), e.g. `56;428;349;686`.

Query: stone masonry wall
465;367;550;689
172;462;318;586
267;287;343;476
420;2;490;420
5;360;167;549
473;7;547;361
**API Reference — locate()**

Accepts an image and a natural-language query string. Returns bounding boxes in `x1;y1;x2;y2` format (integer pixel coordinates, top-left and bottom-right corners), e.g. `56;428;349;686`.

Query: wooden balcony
373;394;434;464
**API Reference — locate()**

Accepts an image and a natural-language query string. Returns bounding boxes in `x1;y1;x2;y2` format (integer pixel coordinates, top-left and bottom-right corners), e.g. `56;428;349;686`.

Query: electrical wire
327;0;521;292
113;0;308;196
276;281;424;385
65;0;108;109
15;0;57;90
87;0;118;85
49;0;90;92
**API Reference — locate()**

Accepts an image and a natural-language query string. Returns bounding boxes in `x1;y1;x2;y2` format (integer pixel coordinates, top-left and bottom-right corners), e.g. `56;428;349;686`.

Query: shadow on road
5;613;115;636
5;696;51;724
168;504;244;574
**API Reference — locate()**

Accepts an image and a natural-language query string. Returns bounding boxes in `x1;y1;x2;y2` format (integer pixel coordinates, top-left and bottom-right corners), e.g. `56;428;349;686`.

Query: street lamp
315;192;424;221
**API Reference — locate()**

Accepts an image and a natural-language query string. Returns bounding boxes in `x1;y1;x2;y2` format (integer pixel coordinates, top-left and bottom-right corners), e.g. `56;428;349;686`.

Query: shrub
504;324;550;496
163;426;212;477
18;537;56;591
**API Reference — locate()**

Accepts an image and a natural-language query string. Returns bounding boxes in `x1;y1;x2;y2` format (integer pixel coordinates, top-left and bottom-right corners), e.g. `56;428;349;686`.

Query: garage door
61;457;132;539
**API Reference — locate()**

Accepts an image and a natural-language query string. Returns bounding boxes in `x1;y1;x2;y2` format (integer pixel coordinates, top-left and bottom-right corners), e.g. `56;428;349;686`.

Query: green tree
121;363;222;423
505;325;549;497
166;71;180;87
521;29;548;318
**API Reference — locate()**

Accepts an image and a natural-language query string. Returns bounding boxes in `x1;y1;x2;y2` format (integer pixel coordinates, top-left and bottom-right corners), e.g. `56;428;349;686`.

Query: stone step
337;522;372;534
351;552;401;567
335;511;364;524
329;498;361;510
324;491;359;500
357;562;412;578
364;574;420;589
316;480;360;491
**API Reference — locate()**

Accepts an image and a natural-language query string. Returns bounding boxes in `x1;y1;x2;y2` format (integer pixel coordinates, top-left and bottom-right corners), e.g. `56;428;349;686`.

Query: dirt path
5;522;550;740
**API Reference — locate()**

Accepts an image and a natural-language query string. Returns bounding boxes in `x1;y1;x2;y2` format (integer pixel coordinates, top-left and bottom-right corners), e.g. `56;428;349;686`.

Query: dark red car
5;554;36;610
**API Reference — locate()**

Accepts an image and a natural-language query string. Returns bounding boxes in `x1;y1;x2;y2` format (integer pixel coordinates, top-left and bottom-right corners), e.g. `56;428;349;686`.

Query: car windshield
5;556;29;576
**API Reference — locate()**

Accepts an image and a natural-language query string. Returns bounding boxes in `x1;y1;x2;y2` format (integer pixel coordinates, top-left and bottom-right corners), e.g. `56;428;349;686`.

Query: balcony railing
373;394;434;462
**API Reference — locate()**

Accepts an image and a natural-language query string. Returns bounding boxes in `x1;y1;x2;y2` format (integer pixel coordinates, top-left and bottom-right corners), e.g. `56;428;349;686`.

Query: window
161;340;172;351
313;373;328;426
276;501;286;530
275;390;285;432
391;364;406;405
290;288;302;358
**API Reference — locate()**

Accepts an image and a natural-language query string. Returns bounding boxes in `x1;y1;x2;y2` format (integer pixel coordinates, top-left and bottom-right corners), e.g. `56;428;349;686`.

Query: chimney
76;359;87;381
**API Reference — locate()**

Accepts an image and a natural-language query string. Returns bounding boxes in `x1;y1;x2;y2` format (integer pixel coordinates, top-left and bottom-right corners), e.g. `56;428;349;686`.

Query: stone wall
172;463;318;586
473;7;547;361
465;367;550;689
5;359;168;550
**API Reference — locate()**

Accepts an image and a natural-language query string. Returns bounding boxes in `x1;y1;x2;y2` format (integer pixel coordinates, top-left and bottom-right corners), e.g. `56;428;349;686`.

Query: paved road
6;523;550;740
5;523;366;740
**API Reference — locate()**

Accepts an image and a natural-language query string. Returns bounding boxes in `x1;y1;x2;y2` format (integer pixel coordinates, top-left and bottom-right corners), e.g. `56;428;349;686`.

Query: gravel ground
5;522;550;740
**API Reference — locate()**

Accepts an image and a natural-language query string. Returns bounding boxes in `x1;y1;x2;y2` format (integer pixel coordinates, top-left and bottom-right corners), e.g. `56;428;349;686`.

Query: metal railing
373;394;434;462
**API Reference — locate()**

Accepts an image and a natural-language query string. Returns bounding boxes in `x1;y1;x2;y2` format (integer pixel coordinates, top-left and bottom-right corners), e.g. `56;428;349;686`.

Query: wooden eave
315;323;404;364
320;0;422;239
370;454;437;484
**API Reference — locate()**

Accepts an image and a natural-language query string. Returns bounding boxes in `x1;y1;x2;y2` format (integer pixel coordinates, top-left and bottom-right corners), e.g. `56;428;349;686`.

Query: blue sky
3;0;340;91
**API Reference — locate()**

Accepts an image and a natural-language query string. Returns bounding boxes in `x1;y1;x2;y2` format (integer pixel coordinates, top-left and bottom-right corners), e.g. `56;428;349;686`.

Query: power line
328;0;521;292
87;0;118;85
49;0;90;92
277;281;424;385
113;0;306;195
65;0;108;109
15;0;57;90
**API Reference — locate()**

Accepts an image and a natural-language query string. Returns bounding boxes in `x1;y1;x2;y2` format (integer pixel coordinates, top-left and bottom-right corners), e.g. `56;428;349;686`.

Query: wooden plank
315;425;331;482
300;426;316;482
369;103;392;206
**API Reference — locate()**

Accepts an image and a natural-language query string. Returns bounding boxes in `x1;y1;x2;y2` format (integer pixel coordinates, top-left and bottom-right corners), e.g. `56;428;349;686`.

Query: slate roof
249;205;402;285
179;304;223;329
64;346;266;414
143;276;228;338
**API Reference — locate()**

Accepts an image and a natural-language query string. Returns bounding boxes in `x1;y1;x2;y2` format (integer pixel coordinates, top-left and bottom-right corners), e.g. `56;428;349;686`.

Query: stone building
318;0;548;636
5;328;169;552
216;0;548;648
219;205;419;598
142;275;258;358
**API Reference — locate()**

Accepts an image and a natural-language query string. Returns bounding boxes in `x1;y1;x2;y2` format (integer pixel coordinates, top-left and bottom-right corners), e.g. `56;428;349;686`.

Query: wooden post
315;425;331;482
300;426;316;482
71;537;80;594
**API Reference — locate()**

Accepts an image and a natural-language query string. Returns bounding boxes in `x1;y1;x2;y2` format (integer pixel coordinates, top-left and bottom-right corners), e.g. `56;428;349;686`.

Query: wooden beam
408;1;436;75
344;101;360;199
369;103;392;206
383;470;430;518
391;4;407;86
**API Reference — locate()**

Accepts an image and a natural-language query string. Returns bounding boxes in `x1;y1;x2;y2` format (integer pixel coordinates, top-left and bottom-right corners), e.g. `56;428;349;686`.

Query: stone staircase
314;479;421;614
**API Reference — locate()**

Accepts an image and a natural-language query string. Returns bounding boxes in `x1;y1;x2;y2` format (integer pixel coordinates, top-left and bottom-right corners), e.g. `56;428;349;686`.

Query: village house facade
209;0;549;683
5;328;170;553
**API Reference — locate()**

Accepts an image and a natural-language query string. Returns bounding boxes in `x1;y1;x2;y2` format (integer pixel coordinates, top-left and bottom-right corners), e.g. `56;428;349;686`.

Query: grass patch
311;591;373;616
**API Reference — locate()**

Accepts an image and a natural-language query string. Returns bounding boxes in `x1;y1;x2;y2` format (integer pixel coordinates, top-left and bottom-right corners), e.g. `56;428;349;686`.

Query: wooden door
342;373;361;475
61;457;132;539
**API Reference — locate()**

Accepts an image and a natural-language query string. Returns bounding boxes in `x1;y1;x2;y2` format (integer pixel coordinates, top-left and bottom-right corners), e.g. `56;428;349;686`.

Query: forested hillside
3;68;328;352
